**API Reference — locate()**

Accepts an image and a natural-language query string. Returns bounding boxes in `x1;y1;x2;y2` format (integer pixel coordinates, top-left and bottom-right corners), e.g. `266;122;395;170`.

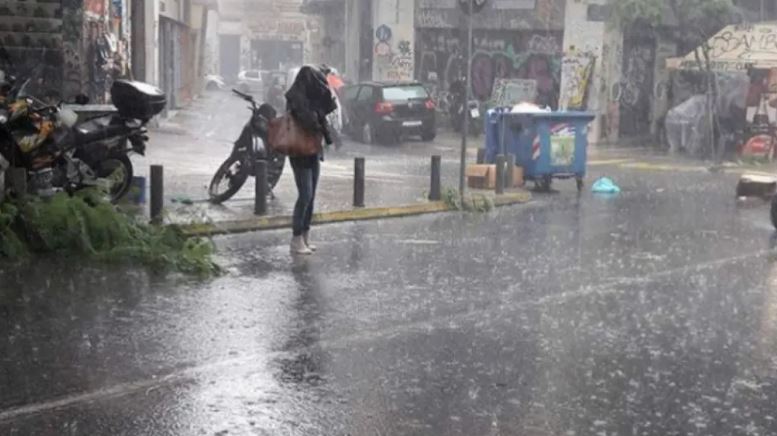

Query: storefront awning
666;22;777;72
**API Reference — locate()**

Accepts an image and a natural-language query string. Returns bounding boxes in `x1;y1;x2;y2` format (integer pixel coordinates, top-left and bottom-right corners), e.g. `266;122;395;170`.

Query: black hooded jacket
285;66;337;145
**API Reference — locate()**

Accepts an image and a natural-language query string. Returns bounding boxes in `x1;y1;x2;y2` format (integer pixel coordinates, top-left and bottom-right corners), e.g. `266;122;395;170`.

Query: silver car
236;70;264;94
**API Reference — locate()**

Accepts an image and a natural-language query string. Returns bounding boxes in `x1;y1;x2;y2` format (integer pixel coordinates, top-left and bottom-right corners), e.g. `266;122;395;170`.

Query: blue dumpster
485;109;595;191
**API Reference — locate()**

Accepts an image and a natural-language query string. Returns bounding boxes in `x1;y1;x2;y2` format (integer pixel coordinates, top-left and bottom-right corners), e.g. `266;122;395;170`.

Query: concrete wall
344;0;365;81
204;8;220;75
160;0;182;21
145;0;161;85
372;0;415;81
560;0;622;144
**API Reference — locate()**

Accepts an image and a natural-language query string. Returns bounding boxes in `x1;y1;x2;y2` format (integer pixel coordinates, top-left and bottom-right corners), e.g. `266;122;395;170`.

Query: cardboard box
466;164;497;189
510;166;525;188
467;164;525;190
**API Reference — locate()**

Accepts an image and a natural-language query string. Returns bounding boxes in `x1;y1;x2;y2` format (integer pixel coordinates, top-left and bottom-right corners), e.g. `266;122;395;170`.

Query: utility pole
458;0;473;204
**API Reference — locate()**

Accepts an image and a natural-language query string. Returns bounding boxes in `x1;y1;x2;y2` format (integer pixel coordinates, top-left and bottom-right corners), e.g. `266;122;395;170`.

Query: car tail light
425;99;435;110
375;101;394;114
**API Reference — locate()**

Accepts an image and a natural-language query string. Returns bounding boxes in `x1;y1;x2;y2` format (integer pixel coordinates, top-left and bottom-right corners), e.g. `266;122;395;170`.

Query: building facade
416;0;565;110
0;0;132;103
212;0;321;83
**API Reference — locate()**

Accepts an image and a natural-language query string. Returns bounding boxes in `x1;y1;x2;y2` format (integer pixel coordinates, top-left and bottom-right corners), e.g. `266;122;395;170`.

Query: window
357;86;374;102
245;71;260;79
344;86;360;101
382;85;429;101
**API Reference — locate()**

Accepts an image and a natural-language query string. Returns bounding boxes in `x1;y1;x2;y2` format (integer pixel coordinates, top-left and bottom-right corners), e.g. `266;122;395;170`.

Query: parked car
342;81;436;144
236;70;264;94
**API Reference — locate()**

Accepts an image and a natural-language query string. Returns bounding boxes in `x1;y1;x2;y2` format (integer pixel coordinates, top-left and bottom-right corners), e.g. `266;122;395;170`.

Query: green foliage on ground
0;190;221;275
442;188;494;213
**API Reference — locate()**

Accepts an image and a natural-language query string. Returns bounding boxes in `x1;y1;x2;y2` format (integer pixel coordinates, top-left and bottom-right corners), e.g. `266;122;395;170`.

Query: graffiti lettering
527;34;559;55
710;28;777;59
417;30;561;107
416;10;449;28
398;40;412;56
374;26;414;81
559;53;595;110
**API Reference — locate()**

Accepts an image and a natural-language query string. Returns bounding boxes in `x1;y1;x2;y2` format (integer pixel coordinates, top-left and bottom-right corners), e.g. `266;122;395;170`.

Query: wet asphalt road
3;165;777;435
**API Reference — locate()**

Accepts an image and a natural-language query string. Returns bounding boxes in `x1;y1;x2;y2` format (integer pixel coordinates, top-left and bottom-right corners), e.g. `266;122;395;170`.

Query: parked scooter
448;79;481;137
208;89;285;203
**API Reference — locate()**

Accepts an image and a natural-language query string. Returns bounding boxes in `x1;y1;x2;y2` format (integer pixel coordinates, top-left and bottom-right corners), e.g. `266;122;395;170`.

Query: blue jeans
290;157;320;237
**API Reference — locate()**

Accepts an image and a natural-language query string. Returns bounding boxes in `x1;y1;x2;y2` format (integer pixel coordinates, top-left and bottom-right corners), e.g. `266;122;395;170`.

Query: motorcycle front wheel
209;155;250;204
94;154;133;204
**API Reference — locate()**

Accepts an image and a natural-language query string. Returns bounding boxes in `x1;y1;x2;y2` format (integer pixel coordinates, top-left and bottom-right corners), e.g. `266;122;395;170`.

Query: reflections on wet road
1;169;777;435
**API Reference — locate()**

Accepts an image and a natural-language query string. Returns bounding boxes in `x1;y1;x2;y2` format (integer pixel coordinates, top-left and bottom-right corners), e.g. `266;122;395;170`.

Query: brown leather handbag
267;114;322;157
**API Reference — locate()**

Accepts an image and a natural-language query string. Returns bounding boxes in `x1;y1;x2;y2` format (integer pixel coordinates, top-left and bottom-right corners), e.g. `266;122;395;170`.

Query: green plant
0;202;27;258
442;188;494;213
0;190;221;276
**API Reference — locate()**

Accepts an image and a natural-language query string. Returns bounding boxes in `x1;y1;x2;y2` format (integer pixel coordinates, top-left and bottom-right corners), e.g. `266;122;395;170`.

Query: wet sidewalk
133;92;515;224
132;91;767;225
138;131;473;225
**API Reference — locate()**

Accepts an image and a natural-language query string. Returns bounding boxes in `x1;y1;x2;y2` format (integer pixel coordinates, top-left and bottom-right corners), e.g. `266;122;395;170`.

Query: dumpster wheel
535;176;552;192
576;177;584;192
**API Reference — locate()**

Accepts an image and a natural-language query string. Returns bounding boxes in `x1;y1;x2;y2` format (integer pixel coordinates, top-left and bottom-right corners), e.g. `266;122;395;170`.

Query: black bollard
476;148;486;164
430;155;441;201
150;165;164;224
354;157;365;208
495;154;506;195
254;159;267;216
506;153;516;189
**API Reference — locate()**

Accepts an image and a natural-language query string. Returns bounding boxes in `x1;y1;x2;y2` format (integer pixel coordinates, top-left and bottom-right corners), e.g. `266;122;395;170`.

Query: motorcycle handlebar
232;89;254;102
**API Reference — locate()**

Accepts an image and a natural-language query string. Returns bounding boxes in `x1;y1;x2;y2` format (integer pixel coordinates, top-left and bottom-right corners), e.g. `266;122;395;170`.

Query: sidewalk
137;107;499;225
151;130;503;226
134;91;771;227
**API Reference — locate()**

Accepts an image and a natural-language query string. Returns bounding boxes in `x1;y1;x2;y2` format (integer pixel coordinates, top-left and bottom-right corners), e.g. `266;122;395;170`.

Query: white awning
666;22;777;72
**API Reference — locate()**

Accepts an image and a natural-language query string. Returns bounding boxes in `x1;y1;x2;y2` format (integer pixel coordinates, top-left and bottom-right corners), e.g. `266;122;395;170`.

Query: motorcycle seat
74;116;131;144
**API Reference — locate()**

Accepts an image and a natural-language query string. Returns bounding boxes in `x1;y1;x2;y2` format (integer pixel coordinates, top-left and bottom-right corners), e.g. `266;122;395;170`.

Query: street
2;156;777;434
5;0;777;433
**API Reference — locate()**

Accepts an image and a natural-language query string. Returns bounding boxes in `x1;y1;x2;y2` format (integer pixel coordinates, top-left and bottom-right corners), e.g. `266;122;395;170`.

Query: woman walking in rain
285;65;337;255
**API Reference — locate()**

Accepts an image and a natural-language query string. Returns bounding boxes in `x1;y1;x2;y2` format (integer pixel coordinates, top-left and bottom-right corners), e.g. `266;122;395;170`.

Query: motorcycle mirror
74;94;89;105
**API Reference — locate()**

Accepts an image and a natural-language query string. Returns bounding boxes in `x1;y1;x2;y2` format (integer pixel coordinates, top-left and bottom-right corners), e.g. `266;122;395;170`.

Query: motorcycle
208;89;286;204
0;78;165;203
449;97;482;137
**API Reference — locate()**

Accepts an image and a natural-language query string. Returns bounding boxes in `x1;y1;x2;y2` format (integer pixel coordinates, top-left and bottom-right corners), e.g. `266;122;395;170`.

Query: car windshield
382;85;428;101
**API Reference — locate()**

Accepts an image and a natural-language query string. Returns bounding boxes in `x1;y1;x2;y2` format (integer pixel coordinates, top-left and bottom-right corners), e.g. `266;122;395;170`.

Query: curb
180;191;532;237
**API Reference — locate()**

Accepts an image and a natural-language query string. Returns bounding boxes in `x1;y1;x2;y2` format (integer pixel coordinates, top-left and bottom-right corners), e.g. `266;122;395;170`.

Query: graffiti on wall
417;30;561;108
616;39;655;136
84;0;105;17
492;78;537;106
374;25;414;81
559;53;595;110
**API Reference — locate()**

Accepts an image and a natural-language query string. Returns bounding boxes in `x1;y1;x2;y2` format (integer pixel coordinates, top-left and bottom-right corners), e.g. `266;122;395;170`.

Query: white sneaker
303;232;317;251
291;236;313;255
